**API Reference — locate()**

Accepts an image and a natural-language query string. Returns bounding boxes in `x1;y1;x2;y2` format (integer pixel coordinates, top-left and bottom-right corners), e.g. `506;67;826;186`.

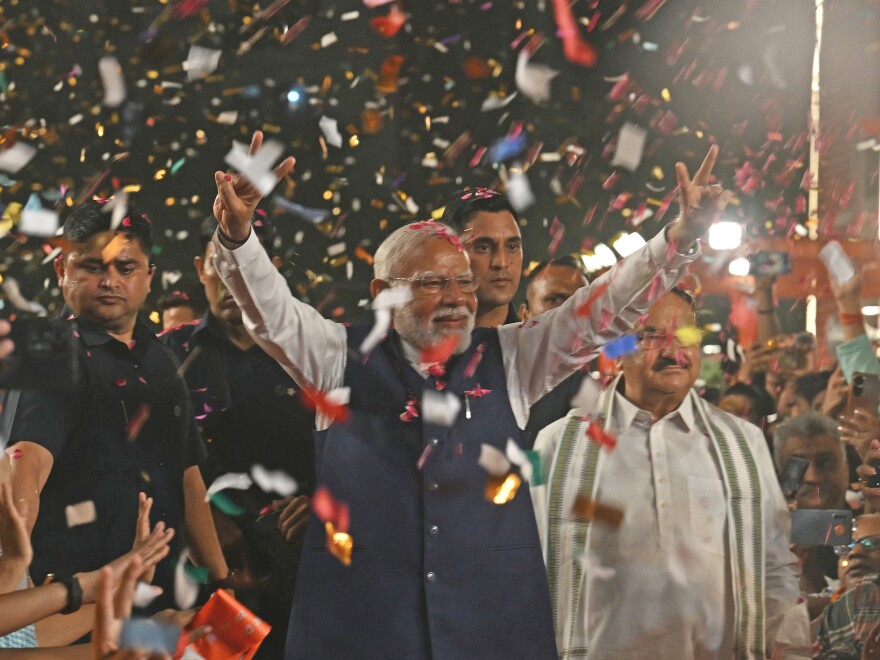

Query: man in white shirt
531;288;811;659
210;132;730;659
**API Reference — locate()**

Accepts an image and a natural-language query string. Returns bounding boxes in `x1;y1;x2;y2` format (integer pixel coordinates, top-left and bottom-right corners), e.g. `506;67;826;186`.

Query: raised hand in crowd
666;144;734;249
738;342;777;384
839;409;880;463
829;260;867;343
213;130;295;244
0;479;31;594
821;366;849;418
272;495;311;545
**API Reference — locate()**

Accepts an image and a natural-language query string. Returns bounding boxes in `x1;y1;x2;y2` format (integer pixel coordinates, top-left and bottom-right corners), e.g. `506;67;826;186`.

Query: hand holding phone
848;372;880;418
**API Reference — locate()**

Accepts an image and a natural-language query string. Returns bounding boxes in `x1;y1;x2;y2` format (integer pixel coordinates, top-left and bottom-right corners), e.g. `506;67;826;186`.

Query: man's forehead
465;210;521;238
400;240;470;274
67;233;148;262
784;434;839;454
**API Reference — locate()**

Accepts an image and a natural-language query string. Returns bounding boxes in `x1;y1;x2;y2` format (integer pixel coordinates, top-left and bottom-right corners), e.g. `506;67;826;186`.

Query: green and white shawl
537;376;766;659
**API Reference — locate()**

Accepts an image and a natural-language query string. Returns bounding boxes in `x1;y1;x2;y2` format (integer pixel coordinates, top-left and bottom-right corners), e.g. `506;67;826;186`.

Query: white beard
394;303;475;355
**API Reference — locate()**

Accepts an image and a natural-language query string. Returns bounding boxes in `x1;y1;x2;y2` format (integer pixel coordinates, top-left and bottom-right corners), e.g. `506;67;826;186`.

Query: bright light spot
728;257;750;276
580;253;604;274
702;345;722;355
287;89;301;104
611;232;647;257
708;221;743;250
862;306;880;316
704;323;722;332
594;243;618;268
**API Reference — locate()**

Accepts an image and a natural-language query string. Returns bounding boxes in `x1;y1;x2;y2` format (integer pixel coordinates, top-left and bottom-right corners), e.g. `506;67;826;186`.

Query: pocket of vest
488;543;538;552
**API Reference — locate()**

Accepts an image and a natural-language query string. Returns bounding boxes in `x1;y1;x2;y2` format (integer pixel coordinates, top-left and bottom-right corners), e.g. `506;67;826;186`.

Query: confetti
126;403;151;441
18;206;59;238
324;521;353;566
478;443;511;477
420;335;459;364
603;333;639;359
250;464;298;497
610;122;648;172
174;552;200;610
585;421;617;451
312;487;353;565
421;390;461;427
183;45;222;82
299;386;350;422
359;285;413;354
204;472;253;503
485;472;522;504
674;325;703;347
515;49;559;104
98;56;126;107
101;233;130;263
318;116;343;148
132;583;164;609
505;438;541;484
574;282;610;318
223;139;285;197
119;618;181;655
65;500;97;528
0;142;36;174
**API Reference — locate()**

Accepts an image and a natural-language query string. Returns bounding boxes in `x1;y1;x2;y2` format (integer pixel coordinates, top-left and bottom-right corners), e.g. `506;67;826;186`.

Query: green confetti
184;563;211;585
170;157;186;174
525;450;543;486
209;491;246;517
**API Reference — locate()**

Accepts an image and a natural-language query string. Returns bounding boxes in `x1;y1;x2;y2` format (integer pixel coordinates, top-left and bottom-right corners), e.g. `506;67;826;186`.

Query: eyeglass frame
387;273;480;296
834;535;880;557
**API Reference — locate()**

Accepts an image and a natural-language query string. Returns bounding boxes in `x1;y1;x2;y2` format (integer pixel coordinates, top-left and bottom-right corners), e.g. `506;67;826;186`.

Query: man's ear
54;255;66;286
518;302;529;322
194;255;206;284
370;279;390;299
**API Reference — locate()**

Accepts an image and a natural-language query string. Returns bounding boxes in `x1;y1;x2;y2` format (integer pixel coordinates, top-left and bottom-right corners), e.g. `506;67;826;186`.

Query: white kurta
532;386;811;659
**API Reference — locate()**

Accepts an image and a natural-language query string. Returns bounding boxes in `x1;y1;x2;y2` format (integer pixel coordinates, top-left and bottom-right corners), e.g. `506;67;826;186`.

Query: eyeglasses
635;329;701;350
834;535;880;557
388;274;479;296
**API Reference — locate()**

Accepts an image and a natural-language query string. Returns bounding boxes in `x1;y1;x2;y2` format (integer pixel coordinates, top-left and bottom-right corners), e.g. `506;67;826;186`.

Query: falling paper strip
319;115;343;148
0;142;37;174
120;618;181;655
161;270;183;289
251;464;298;497
65;500;97;528
359;286;412;354
481;92;517;112
506;169;535;212
610;122;648;172
101;191;129;231
422;390;461;427
98;56;126;107
224;139;285;196
132;582;164;609
515;50;559;104
183;45;222;82
204;472;253;502
478;444;511;477
174;553;199;610
505;438;533;483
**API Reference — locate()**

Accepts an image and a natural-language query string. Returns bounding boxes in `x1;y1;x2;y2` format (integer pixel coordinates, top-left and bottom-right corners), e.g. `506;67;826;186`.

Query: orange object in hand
184;589;271;660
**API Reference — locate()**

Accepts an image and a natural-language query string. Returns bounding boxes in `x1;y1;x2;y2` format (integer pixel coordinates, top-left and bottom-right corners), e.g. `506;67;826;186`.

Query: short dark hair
722;382;776;419
157;287;206;315
522;256;588;309
199;212;278;258
63;199;153;255
440;187;519;235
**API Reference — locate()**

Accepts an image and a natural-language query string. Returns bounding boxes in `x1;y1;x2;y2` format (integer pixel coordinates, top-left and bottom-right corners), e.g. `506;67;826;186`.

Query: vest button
426;571;437;583
428;437;439;448
426;481;439;493
428;525;439;536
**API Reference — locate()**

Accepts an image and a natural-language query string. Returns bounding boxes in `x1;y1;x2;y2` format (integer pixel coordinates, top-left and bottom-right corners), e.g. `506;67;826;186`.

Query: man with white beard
209;132;729;659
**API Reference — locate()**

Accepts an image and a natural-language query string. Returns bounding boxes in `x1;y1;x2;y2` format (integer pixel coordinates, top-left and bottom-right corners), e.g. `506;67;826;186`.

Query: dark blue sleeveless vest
285;326;557;659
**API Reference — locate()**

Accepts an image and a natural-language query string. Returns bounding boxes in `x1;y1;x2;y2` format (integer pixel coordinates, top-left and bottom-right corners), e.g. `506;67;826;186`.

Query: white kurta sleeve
498;226;699;429
212;231;347;395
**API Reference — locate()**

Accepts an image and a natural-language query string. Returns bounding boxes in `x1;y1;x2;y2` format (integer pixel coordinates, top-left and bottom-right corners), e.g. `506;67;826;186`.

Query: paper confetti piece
485;473;522;504
250;464;298;497
132;583;164;609
183;45;222;82
674;325;703;347
19;207;59;237
586;422;617;451
98;56;126;107
204;473;252;503
324;521;353;566
0;142;37;174
610;122;648;172
464;343;487;378
208;492;247;517
478;444;511;477
318;116;343;148
416;444;433;470
515;49;559;104
505;438;538;484
174;553;200;610
300;386;350;422
507;170;535;212
422;390;461;427
312;486;350;532
575;282;610;318
360;286;413;354
126;403;151;441
65;500;97;528
603;333;639;359
224;139;285;197
571;494;623;527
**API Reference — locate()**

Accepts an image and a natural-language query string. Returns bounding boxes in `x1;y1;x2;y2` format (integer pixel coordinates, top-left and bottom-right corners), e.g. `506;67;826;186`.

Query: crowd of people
0;132;878;659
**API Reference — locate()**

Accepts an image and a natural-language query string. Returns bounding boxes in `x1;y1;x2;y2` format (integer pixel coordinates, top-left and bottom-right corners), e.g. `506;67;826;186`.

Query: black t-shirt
10;316;205;606
159;313;316;503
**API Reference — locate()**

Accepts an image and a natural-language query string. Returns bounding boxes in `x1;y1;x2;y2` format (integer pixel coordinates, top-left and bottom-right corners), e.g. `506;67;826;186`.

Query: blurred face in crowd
622;292;701;411
776;433;848;510
519;264;587;321
718;393;762;427
463;210;522;313
377;237;477;354
56;233;154;336
774;381;811;420
162;304;198;330
838;515;880;589
196;241;243;326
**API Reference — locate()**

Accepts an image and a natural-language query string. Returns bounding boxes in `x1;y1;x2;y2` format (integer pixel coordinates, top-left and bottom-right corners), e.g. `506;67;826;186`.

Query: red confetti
551;0;597;66
312;486;350;532
464;343;486;378
11;449;22;460
420;335;458;364
300;387;350;423
464;385;492;398
370;8;406;38
115;378;127;387
575;282;611;318
126;404;151;441
585;420;617;450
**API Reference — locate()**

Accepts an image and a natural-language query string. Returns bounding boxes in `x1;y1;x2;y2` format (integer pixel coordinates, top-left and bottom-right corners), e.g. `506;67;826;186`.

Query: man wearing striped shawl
531;289;811;659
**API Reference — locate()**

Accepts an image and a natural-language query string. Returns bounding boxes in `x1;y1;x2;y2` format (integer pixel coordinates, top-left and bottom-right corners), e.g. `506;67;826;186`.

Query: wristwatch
46;572;83;614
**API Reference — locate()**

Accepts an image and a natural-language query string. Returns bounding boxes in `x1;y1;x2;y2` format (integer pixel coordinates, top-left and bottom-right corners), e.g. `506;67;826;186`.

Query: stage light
707;221;743;250
728;257;750;276
862;305;880;316
594;243;618;268
287;89;302;104
611;232;646;257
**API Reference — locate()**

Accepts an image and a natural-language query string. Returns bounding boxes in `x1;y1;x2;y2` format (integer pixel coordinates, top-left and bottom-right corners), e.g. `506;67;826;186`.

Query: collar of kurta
546;374;766;659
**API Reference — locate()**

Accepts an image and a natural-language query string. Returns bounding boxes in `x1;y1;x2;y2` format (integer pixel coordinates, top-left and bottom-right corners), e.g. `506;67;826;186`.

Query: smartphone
790;509;852;545
848;372;880;416
0;317;79;391
749;251;792;277
779;456;810;498
819;240;856;286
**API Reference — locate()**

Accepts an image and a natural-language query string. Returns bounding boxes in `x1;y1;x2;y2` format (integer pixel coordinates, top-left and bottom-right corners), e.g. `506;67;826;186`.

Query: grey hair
773;410;844;469
373;221;461;280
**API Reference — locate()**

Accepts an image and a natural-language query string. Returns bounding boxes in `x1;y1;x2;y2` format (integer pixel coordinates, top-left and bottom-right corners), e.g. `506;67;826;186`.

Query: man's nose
100;268;120;288
850;541;868;559
801;460;820;485
490;248;508;270
440;280;467;304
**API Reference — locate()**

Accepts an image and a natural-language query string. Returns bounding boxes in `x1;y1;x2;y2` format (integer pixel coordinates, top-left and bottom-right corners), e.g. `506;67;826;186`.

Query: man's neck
475;303;509;328
622;385;688;421
105;321;137;346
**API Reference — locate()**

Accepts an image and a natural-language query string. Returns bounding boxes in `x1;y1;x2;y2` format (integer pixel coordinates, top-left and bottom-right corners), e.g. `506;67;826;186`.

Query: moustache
432;306;472;321
653;355;688;371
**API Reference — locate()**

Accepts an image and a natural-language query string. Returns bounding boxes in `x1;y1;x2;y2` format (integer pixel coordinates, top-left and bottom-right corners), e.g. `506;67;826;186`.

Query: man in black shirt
159;214;315;656
7;200;227;610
